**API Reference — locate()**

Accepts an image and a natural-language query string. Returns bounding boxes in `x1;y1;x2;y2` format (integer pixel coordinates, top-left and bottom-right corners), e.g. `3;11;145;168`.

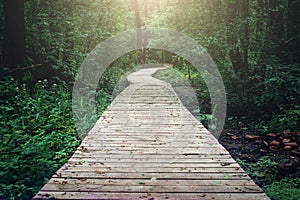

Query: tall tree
226;0;244;77
268;0;285;62
2;0;25;79
241;0;250;76
286;0;300;63
133;0;146;64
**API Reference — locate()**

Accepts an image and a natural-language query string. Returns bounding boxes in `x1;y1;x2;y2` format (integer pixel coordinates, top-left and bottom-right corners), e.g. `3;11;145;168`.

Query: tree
2;0;25;80
286;0;300;63
268;0;285;62
226;0;244;77
241;0;250;76
132;0;146;64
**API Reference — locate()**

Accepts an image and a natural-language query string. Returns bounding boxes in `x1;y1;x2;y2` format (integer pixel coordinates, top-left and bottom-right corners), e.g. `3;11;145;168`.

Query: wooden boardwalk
34;67;269;200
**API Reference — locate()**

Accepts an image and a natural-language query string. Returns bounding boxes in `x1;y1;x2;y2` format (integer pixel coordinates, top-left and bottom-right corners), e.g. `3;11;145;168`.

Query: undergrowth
263;178;300;200
0;78;81;199
0;55;139;199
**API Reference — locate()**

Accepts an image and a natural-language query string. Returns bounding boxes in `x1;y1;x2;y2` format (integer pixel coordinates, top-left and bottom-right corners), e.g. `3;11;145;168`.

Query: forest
0;0;299;199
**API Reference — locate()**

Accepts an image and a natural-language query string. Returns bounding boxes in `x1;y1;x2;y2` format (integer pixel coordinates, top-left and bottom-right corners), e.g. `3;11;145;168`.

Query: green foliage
237;156;278;186
153;67;186;87
195;114;214;130
99;54;140;95
0;78;81;199
149;0;299;134
252;64;300;132
24;0;134;83
263;178;300;200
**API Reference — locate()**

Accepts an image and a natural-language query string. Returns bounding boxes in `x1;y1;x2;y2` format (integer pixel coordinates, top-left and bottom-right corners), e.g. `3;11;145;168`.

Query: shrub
237;156;277;186
263;178;300;200
0;78;80;199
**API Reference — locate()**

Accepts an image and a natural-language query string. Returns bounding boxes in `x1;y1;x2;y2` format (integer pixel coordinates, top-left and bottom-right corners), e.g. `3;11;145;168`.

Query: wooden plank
60;163;241;168
74;147;226;151
79;140;219;145
59;167;246;173
71;153;232;158
34;192;270;200
85;134;215;138
68;158;237;163
52;172;250;180
71;154;233;159
83;136;218;140
47;178;258;187
74;150;229;155
41;184;263;193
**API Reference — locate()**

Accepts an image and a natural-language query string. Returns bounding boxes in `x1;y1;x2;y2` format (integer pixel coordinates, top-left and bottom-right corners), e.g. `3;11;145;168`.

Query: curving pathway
34;67;269;200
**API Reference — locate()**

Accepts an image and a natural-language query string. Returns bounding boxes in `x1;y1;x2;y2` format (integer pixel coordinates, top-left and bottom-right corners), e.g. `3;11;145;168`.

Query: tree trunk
241;0;250;76
256;0;265;34
268;0;285;62
3;0;25;80
187;63;191;80
156;0;160;13
133;0;144;64
286;0;300;63
142;0;148;65
144;0;148;18
226;0;244;77
133;0;142;46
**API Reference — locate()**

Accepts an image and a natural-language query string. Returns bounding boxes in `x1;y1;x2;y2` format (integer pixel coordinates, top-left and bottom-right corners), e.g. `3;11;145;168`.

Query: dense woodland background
0;0;299;199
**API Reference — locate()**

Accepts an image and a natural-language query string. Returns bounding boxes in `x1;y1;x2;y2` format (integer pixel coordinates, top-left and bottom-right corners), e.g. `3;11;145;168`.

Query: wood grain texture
33;67;270;199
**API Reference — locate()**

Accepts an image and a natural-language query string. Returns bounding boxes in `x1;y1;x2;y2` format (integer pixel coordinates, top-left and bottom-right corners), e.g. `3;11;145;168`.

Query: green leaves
263;178;300;200
0;79;80;200
237;156;277;186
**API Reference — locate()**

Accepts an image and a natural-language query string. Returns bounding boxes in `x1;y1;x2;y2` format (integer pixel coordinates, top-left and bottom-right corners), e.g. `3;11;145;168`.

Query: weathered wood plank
47;178;258;186
34;192;270;200
69;158;237;163
74;150;229;155
59;167;246;173
52;172;250;180
73;153;231;157
59;159;240;169
41;184;263;193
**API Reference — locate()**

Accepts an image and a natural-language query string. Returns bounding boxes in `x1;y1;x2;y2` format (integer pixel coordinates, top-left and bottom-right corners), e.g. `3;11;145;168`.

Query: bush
0;59;135;199
0;78;80;199
263;178;300;200
237;156;277;186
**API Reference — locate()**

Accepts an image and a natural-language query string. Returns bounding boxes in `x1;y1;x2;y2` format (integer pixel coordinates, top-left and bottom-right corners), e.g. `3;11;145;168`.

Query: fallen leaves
284;142;298;147
283;146;292;150
291;150;300;155
221;162;231;166
53;180;68;185
270;140;280;146
79;146;90;153
231;135;239;140
282;138;291;143
224;129;299;154
245;134;260;140
263;140;269;147
95;170;104;174
267;133;278;137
